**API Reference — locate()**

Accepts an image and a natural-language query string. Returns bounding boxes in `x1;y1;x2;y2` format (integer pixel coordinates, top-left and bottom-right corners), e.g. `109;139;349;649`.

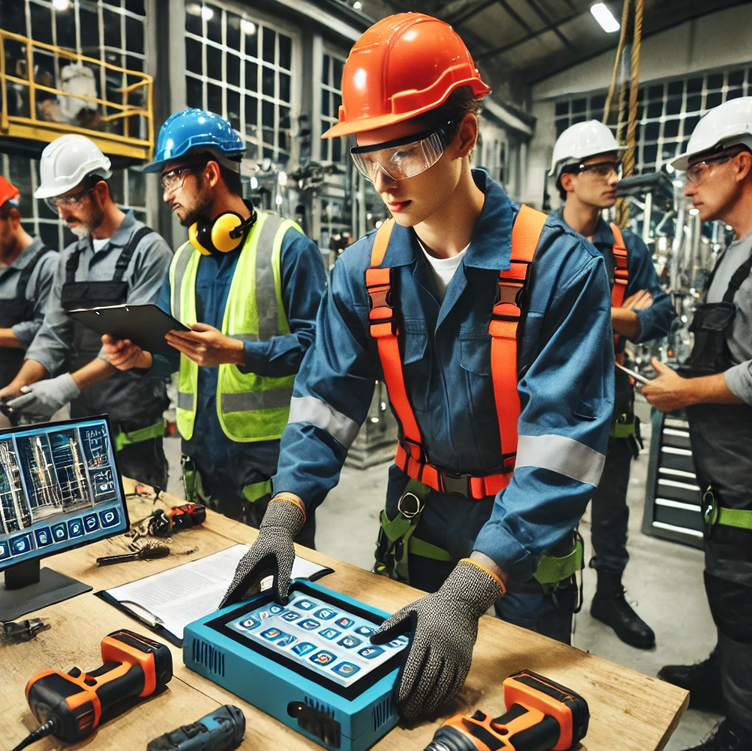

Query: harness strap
367;206;547;500
114;419;164;451
16;245;51;297
533;537;583;586
609;223;629;308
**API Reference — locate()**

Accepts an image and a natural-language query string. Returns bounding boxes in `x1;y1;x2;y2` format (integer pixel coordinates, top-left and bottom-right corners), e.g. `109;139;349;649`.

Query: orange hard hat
0;175;20;207
322;13;490;139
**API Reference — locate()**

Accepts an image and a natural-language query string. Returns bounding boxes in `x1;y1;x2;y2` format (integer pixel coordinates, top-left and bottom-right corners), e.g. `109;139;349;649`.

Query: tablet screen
206;585;408;699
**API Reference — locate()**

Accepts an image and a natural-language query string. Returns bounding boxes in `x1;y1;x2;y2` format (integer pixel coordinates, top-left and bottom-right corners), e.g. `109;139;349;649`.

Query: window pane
186;75;203;109
263;29;276;62
103;8;122;49
245;96;257;130
571;98;586;114
279;72;290;102
321;89;330;117
207;83;222;116
666;97;681;116
126;17;144;54
245;27;258;58
686;95;702;113
207;45;222;79
227;53;240;87
30;2;53;45
262;100;274;129
706;91;722;109
644;122;660;141
1;2;26;35
707;73;723;90
728;70;744;87
322;55;330;86
667;81;683;97
226;12;241;51
686;77;702;94
664;119;679;138
80;7;99;50
226;89;240;130
56;8;76;50
555;101;568;117
206;5;222;44
186;38;203;75
128;169;146;206
185;6;202;36
262;66;274;97
279;105;290;130
333;58;344;89
126;0;146;15
245;61;258;92
647;101;662;119
279;35;291;70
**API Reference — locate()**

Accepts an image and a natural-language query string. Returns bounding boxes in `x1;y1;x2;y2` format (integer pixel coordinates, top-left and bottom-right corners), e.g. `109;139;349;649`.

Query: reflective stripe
515;433;605;486
255;213;285;341
288;395;360;449
170;243;194;322
177;391;195;410
231;333;260;342
221;387;294;413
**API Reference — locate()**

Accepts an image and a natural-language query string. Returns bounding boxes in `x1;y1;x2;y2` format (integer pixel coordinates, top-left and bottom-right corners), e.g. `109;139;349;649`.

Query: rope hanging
603;0;644;228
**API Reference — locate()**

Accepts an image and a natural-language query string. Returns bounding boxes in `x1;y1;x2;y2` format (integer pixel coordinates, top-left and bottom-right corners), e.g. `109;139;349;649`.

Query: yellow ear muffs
189;221;213;256
211;212;246;253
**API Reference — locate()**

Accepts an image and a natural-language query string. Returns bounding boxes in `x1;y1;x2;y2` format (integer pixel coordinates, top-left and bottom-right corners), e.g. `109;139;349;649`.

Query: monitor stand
0;559;92;622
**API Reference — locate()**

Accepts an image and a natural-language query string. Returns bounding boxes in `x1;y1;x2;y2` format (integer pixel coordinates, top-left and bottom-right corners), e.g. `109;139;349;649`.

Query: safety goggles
350;120;456;182
685;147;744;185
159;165;194;194
45;182;94;215
561;160;621;180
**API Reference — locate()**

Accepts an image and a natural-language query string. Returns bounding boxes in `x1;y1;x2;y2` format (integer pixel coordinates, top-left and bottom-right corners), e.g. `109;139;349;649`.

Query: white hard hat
549;120;626;177
672;97;752;171
34;134;112;199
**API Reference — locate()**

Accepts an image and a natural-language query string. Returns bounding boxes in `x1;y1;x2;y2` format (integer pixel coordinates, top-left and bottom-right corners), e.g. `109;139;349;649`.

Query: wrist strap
461;558;507;595
270;495;306;520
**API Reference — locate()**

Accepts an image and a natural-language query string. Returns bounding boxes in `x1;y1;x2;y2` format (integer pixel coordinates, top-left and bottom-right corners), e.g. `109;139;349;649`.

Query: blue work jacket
275;171;615;583
149;227;327;494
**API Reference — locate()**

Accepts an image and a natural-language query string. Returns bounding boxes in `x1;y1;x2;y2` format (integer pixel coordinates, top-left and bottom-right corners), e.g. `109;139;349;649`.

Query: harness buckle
401;437;425;463
397;491;423;519
492;280;524;322
440;471;472;498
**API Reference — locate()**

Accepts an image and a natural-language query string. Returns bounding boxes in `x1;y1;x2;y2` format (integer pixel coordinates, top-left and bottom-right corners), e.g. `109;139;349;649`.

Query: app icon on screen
310;650;336;666
291;642;316;657
315;608;336;620
34;528;53;547
51;523;68;542
269;604;284;615
9;533;33;555
388;636;408;648
237;615;261;631
320;628;340;640
99;508;119;528
335;617;355;629
293;599;316;611
281;611;300;622
83;514;100;532
299;619;320;631
358;646;385;659
332;662;360;677
338;635;362;649
0;542;8;560
354;625;376;636
260;628;284;641
68;519;84;538
277;633;298;647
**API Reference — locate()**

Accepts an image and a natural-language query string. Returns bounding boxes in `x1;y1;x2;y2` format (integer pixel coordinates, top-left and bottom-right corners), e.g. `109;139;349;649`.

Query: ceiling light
590;3;620;33
201;6;214;21
241;19;256;35
52;0;71;9
186;3;202;15
353;1;363;9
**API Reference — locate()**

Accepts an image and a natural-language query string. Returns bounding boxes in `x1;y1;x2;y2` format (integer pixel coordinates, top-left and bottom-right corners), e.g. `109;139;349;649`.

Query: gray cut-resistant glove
220;499;305;608
8;373;80;418
371;558;505;720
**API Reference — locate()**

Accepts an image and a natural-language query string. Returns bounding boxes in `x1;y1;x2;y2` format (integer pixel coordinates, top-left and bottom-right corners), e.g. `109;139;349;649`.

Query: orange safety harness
609;222;629;363
365;205;547;500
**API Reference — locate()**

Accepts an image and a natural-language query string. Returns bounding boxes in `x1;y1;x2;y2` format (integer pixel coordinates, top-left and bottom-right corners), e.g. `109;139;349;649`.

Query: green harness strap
115;420;164;452
610;414;636;438
703;486;752;531
533;536;584;586
242;479;273;504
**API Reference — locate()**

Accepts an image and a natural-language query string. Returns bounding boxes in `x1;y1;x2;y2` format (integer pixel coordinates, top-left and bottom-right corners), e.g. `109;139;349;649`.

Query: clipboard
67;303;189;354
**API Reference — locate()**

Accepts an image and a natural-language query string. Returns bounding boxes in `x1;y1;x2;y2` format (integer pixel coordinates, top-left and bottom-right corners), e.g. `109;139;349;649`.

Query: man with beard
551;121;675;650
0;135;172;489
0;176;57;413
102;109;326;546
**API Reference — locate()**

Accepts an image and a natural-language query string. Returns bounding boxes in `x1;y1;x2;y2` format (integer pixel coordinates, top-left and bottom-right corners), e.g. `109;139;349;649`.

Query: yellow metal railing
0;28;154;160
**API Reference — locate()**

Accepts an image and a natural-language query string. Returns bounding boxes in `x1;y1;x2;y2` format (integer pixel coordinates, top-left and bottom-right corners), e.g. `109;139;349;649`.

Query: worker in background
102;109;326;546
221;13;613;721
0;176;57;411
644;97;752;751
0;135;172;489
551;120;676;650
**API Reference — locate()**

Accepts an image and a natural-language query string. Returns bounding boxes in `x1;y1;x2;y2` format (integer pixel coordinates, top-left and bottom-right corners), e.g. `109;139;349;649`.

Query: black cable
11;718;59;751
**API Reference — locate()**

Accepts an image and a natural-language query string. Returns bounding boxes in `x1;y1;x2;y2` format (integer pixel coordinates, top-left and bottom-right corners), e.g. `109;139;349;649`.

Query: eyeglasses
685;149;741;185
562;160;621;180
350;121;456;183
160;166;193;194
45;183;94;214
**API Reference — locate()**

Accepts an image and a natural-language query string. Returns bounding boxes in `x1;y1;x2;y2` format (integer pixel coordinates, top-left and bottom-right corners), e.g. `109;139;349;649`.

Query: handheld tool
1;619;50;643
424;669;589;751
146;704;245;751
12;629;172;751
96;541;170;566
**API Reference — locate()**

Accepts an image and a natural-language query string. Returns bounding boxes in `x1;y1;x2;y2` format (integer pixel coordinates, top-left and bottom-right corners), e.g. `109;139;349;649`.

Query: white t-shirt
417;239;469;301
92;237;109;252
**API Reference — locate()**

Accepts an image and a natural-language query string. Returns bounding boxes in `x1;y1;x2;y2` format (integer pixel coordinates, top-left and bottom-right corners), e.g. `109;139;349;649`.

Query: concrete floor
164;395;721;750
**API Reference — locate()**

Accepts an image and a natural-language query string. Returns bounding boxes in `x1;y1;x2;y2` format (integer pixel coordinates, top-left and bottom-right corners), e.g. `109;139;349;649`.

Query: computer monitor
0;415;130;621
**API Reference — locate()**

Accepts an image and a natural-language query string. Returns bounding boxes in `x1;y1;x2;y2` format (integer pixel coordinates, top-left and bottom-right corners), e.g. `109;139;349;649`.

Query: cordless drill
425;669;589;751
13;629;172;751
147;704;246;751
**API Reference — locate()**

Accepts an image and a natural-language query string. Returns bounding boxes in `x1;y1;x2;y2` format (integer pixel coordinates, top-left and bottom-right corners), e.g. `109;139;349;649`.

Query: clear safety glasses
561;160;621;180
45;183;94;215
685;148;744;186
159;166;193;194
350;120;456;183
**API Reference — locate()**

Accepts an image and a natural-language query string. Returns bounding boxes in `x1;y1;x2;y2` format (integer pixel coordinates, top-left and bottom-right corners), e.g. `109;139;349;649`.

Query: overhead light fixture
590;3;620;33
353;1;363;9
52;0;71;10
201;6;214;21
241;19;256;35
186;3;201;15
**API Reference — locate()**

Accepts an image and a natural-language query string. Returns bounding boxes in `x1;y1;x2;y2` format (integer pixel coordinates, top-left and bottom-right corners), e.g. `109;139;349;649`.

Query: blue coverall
274;170;615;641
564;214;675;576
149;227;327;541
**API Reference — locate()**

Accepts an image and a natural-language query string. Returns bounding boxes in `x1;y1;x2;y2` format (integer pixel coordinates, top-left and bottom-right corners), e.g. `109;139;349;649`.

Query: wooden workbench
1;479;687;750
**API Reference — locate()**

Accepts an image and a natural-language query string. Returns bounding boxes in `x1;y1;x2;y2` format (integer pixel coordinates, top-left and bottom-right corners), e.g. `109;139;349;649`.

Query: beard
177;179;214;227
69;224;91;239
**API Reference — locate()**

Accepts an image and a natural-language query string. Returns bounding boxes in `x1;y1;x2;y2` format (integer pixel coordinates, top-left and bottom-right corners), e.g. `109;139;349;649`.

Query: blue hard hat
143;108;245;173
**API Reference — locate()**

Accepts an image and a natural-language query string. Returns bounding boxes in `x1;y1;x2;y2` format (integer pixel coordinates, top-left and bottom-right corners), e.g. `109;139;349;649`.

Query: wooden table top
0;478;687;751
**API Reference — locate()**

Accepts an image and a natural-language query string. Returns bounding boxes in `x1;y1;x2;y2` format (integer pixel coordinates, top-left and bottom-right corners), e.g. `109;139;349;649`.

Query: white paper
103;545;332;640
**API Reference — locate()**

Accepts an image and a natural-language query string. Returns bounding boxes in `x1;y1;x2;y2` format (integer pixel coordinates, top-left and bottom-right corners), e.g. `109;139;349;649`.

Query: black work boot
590;571;655;649
683;718;752;750
658;649;725;713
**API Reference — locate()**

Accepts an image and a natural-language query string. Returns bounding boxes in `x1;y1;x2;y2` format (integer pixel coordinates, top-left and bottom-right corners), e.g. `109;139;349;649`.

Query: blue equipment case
184;580;403;751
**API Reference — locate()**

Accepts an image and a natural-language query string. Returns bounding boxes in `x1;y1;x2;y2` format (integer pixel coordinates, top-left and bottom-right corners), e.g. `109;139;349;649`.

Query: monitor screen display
0;416;129;569
206;585;408;699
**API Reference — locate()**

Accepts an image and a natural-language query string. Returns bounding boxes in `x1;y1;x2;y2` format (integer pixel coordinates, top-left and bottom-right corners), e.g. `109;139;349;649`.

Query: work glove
8;373;80;419
220;499;305;608
371;558;505;720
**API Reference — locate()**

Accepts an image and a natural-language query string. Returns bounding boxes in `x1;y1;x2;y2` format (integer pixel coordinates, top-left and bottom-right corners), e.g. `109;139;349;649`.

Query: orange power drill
12;630;172;751
425;670;589;751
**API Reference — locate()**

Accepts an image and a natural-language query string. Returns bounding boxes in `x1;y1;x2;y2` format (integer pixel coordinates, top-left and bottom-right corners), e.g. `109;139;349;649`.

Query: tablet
615;362;653;386
67;304;189;354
